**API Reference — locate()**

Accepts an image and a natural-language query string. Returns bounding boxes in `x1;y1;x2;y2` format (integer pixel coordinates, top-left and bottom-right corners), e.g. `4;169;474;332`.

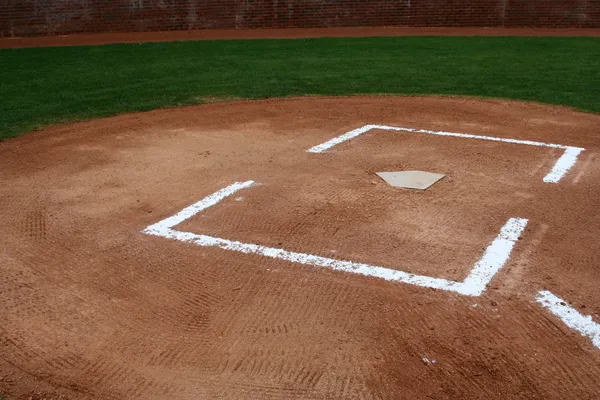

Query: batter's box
143;180;526;297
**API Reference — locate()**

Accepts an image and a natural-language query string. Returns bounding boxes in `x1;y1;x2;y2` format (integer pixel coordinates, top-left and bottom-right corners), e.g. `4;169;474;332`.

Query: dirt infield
1;27;599;48
1;96;600;399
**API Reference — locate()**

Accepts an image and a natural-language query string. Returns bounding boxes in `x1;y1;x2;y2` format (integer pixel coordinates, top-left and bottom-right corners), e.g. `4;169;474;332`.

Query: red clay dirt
1;96;600;399
1;27;599;48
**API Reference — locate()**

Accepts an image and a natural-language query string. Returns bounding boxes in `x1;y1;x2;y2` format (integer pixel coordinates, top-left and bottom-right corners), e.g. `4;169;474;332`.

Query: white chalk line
536;290;600;349
543;147;584;183
145;180;255;231
307;124;584;183
461;217;527;296
143;182;527;297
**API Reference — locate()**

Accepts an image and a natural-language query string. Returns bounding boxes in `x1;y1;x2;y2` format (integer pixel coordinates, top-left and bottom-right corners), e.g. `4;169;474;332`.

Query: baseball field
1;29;600;399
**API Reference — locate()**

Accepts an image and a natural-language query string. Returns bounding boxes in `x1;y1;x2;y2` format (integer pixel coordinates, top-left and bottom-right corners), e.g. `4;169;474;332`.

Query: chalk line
144;180;255;232
307;124;584;183
143;182;527;297
536;290;600;349
306;125;378;154
460;217;528;296
543;147;584;183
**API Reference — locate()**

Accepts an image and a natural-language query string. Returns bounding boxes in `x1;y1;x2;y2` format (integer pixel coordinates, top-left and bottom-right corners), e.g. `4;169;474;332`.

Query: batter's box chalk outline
537;290;600;349
143;181;527;297
307;124;584;183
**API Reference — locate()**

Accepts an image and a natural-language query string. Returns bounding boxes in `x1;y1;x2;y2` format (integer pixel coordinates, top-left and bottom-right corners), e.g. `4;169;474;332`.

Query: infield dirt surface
1;96;600;399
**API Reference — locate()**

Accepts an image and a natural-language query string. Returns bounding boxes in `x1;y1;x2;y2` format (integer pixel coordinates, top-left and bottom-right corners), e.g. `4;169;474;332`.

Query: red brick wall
1;0;598;37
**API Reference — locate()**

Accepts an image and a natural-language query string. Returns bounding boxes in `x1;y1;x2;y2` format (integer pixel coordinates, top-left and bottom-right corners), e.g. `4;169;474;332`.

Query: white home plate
376;171;446;190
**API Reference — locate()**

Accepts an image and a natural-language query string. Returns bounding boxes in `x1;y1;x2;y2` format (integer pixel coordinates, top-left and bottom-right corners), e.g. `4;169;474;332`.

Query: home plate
376;171;446;190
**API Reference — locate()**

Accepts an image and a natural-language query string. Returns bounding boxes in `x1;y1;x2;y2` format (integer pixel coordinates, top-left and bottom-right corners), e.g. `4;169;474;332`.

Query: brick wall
1;0;598;37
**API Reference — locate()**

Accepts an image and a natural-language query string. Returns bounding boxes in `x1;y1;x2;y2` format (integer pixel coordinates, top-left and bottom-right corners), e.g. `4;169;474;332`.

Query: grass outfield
0;36;599;140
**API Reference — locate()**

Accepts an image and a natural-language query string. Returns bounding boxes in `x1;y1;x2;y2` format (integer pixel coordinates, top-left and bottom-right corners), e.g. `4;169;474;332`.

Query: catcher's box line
143;181;527;297
307;124;584;183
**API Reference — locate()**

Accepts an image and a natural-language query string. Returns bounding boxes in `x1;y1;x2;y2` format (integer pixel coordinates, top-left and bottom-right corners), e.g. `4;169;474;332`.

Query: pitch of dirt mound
0;96;599;399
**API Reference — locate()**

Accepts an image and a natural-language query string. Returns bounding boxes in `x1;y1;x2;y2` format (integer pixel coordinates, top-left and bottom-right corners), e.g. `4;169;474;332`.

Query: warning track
0;96;599;399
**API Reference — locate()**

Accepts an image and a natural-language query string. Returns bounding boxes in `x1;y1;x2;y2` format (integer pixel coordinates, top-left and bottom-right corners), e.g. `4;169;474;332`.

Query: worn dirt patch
0;96;599;399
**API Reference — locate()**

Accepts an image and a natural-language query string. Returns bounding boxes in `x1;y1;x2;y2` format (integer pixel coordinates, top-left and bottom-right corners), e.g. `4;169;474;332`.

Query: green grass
1;36;599;140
